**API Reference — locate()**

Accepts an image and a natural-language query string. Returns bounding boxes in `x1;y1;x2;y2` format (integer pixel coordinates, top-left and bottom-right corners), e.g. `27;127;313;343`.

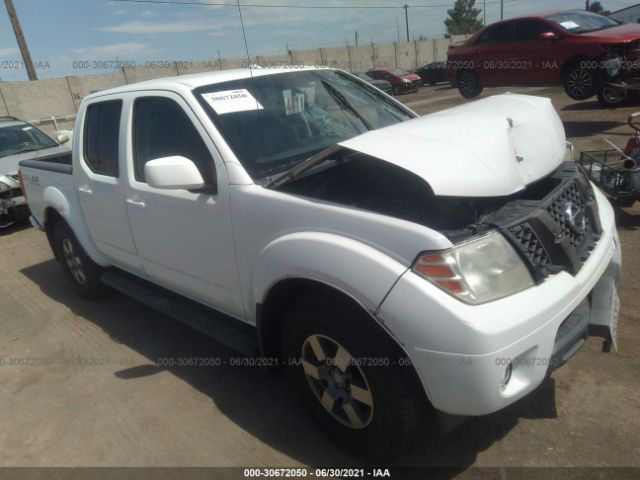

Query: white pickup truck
19;67;621;460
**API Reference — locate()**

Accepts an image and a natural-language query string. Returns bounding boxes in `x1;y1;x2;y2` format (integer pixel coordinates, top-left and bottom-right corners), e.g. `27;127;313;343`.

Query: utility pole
483;0;486;25
403;4;409;42
500;0;504;20
355;30;359;46
4;0;37;80
586;0;590;10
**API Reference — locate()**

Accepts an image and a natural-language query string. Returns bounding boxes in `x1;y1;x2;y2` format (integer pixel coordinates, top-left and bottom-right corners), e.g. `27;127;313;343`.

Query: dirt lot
0;84;638;476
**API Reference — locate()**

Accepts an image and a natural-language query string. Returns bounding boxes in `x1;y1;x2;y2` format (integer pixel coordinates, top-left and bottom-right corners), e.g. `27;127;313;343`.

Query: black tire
53;222;109;299
563;61;599;100
282;291;426;462
597;85;628;108
392;84;401;96
456;69;483;98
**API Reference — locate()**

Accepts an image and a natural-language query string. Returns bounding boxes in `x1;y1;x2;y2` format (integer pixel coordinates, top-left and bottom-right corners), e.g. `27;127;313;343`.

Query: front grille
546;180;591;250
509;223;551;267
489;162;602;279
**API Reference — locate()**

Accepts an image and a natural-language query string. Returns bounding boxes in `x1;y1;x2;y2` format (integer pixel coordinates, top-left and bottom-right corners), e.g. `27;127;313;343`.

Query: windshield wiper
266;144;343;189
320;80;374;131
15;145;46;154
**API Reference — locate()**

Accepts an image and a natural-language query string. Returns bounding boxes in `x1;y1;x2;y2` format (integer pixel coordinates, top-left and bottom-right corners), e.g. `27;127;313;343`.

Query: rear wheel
456;69;483;98
597;85;628;108
53;222;109;299
563;61;598;100
282;292;426;462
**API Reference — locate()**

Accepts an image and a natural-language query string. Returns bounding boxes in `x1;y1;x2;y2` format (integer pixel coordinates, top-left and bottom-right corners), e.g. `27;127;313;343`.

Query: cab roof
85;66;327;100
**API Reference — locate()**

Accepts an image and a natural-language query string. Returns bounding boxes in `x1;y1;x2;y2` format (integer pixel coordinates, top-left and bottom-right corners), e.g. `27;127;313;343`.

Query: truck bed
18;153;76;228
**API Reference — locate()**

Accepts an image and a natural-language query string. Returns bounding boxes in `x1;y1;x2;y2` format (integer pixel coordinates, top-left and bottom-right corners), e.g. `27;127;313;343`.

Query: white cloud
140;10;155;17
72;42;149;57
99;19;224;34
0;47;18;57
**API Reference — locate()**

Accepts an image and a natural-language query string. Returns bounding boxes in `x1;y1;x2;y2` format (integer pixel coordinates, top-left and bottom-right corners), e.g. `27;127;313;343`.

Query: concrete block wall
66;72;127;111
346;45;375;72
0;35;469;132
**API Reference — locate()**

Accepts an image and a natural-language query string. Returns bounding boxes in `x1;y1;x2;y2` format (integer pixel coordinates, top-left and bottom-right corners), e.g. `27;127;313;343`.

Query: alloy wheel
301;334;374;429
566;69;593;99
458;71;476;96
600;86;627;106
62;238;87;285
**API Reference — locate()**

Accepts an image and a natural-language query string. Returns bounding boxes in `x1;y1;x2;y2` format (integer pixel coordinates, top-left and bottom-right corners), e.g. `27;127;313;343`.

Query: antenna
236;0;253;72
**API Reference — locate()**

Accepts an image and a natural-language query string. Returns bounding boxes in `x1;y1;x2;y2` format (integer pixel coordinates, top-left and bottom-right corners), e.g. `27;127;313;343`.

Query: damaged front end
0;173;29;228
599;41;640;91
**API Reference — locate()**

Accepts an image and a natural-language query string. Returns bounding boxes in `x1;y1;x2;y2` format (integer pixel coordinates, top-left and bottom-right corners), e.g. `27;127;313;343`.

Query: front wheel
597;85;629;108
563;62;598;100
53;222;109;299
456;69;483;98
282;292;426;462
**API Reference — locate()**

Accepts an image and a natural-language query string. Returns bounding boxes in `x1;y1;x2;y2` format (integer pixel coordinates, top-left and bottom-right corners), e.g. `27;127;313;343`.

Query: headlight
0;181;11;193
412;231;534;305
402;78;411;83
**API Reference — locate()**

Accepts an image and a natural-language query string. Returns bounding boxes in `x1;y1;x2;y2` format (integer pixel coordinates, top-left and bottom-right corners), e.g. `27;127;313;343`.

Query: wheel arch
41;187;110;267
560;54;597;80
256;277;430;402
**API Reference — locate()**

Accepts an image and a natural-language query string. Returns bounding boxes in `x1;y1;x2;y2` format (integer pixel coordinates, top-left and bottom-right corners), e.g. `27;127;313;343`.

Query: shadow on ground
562;121;625;139
613;202;640;229
21;259;559;473
561;98;640;111
0;220;30;237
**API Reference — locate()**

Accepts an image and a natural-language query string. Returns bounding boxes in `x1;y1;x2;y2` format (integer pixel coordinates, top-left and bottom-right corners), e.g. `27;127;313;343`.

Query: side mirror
57;133;69;144
144;156;205;190
539;31;558;41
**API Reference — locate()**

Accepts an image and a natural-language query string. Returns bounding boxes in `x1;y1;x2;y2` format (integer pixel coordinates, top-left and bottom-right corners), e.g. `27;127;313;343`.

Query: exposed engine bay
275;153;601;280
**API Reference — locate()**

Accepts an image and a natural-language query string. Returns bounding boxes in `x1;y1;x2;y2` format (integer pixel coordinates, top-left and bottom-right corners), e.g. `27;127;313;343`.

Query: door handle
126;198;146;208
78;185;92;194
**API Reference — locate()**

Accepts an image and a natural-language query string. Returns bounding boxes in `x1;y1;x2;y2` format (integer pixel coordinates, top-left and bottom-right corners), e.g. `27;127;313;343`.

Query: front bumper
377;188;620;416
0;195;29;228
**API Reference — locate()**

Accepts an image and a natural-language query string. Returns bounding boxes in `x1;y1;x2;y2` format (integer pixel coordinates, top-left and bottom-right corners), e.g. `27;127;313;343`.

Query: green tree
588;1;611;16
444;0;483;36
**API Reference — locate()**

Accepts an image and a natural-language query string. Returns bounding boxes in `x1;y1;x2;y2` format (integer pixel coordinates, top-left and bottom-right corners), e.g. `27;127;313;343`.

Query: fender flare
42;186;110;267
250;231;409;321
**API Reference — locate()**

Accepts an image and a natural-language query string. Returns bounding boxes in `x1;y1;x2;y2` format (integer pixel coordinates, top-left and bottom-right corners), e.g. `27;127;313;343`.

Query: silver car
0;116;70;228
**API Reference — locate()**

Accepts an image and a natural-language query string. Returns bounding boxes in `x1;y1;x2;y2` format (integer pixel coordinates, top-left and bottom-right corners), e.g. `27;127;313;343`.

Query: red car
367;67;421;95
447;9;640;107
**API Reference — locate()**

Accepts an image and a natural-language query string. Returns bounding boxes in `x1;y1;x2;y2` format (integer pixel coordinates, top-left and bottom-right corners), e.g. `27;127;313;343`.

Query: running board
100;271;257;356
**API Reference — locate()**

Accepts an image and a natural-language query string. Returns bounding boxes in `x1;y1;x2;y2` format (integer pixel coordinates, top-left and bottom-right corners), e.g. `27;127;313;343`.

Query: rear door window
476;22;513;44
515;20;552;42
83;100;122;177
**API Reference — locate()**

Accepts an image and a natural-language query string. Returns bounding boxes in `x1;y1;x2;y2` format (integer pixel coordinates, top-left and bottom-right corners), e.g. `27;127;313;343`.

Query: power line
110;0;525;9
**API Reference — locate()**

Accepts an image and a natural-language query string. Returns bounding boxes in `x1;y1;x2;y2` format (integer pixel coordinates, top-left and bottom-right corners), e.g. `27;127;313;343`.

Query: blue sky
0;0;637;81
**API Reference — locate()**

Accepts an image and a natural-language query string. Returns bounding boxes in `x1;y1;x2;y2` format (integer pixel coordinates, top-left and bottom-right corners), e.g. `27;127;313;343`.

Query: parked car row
447;9;640;107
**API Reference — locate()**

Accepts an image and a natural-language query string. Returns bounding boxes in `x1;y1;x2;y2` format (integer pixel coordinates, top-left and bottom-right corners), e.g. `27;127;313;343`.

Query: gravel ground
0;83;638;477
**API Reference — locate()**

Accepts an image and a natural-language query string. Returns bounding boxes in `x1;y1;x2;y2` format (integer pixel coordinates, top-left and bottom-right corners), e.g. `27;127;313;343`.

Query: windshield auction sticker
201;89;264;115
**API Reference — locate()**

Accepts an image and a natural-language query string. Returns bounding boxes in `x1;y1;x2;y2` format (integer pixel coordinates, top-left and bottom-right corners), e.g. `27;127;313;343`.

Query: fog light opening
501;362;513;391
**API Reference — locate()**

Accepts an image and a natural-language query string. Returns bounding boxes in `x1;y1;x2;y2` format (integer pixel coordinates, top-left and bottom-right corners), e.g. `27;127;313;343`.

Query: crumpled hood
339;93;566;197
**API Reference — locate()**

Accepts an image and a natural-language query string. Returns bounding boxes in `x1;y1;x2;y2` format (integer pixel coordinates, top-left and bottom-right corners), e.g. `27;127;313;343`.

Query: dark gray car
352;72;393;95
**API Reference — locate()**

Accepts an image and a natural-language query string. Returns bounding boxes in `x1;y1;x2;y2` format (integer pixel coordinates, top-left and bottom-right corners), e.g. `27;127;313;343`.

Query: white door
76;97;141;271
123;92;245;319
